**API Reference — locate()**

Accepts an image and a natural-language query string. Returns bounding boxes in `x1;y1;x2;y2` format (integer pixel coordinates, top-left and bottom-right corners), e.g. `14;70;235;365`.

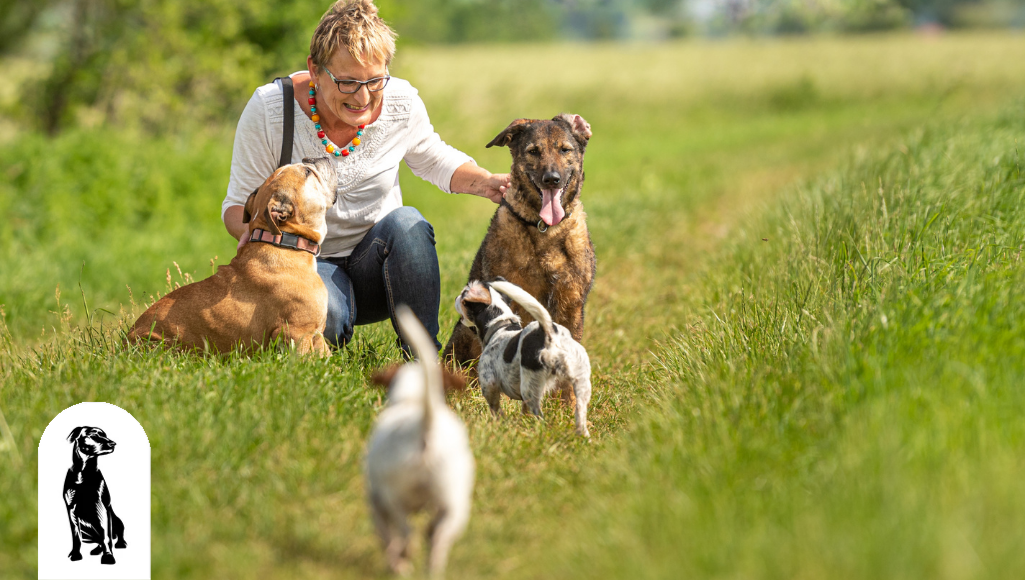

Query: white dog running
455;279;592;437
365;305;475;577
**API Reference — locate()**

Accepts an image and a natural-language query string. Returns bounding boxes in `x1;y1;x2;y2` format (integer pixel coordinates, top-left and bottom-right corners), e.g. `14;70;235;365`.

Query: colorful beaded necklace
308;80;365;158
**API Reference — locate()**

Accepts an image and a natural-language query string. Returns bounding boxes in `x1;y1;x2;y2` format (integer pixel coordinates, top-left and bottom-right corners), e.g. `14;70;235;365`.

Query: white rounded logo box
38;402;151;580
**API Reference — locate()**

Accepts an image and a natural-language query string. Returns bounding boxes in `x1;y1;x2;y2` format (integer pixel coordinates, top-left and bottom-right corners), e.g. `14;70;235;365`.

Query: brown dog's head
68;426;116;457
243;157;338;242
487;114;591;227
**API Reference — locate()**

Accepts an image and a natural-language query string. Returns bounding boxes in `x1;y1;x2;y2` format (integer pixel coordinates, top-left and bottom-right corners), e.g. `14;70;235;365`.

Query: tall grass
0;130;235;338
559;105;1025;578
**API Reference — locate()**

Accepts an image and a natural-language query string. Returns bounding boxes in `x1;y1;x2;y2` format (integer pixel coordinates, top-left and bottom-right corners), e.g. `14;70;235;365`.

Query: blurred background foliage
0;0;1023;137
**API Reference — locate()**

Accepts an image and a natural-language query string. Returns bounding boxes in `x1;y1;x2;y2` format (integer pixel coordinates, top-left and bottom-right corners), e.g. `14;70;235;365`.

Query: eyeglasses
323;67;390;94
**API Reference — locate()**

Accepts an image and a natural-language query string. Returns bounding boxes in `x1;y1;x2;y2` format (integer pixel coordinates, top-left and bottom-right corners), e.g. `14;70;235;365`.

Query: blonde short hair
310;0;397;68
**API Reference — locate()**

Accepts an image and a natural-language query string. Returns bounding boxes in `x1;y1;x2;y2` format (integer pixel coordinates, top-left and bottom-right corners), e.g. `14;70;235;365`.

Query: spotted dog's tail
488;281;555;338
394;305;442;435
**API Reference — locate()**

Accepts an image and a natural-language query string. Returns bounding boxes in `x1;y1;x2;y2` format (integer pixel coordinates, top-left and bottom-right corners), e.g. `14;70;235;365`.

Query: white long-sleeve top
222;74;474;258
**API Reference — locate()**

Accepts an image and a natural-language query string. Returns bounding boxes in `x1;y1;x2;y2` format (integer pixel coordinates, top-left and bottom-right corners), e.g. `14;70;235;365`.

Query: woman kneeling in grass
221;0;509;354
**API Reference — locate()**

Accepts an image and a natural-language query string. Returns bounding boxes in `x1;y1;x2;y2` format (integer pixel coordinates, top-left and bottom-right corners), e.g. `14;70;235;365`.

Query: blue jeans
316;206;441;356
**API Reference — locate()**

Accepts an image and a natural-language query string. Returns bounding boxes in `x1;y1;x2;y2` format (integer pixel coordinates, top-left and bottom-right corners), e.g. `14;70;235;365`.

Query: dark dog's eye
560;146;573;153
526;148;540;156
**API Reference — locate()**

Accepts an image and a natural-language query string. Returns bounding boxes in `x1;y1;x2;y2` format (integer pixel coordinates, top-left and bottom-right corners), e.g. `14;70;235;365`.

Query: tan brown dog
128;158;337;356
443;114;595;403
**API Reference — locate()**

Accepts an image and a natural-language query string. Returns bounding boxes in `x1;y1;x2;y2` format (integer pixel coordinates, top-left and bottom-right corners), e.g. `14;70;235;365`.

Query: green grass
4;33;1025;578
554;106;1025;579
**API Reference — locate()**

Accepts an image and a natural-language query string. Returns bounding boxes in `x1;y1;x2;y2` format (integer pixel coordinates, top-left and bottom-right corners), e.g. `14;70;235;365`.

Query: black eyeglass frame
323;66;391;94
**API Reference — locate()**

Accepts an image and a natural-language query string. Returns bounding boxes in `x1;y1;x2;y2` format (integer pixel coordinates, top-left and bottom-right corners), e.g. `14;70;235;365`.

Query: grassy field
3;32;1025;578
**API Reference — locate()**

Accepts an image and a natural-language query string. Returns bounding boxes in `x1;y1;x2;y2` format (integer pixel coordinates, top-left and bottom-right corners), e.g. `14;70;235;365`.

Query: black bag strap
276;77;295;169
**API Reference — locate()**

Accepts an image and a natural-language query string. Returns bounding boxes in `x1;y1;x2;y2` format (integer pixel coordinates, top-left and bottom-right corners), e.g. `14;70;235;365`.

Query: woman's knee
380;207;436;250
323;297;354;348
317;259;356;348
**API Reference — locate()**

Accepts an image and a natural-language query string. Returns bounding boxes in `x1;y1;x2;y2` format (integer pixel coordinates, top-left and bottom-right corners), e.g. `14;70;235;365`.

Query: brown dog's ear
67;426;88;442
371;364;402;388
486;118;534;148
267;199;293;232
257;198;283;236
554;113;592;146
242;188;260;224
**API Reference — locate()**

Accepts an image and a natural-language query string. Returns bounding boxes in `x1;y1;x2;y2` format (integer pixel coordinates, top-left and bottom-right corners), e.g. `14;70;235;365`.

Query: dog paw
115;540;128;549
68;551;82;561
101;553;116;565
90;545;104;555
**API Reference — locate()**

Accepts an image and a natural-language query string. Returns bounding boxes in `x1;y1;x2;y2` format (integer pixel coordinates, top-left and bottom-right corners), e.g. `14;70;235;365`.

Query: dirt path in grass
584;100;1001;371
571;102;1000;454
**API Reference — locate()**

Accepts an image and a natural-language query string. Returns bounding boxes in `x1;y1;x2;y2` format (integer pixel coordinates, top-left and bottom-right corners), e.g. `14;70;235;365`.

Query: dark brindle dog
64;426;127;564
444;114;595;403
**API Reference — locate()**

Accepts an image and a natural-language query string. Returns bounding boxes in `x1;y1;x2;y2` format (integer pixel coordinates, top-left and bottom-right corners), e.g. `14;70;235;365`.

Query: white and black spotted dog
455;279;592;437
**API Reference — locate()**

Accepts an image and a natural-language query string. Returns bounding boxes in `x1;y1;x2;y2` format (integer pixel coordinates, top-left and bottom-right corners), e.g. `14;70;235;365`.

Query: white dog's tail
488;280;554;338
395;305;442;435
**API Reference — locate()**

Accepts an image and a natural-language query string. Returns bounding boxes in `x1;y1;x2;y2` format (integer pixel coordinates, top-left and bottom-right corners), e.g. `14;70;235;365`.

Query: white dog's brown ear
370;364;402;388
461;282;492;306
486;118;534;148
441;368;467;392
554;113;592;144
242;188;259;223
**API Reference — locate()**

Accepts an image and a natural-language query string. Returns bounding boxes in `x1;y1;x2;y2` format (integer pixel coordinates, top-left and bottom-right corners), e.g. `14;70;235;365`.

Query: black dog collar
500;199;572;233
483;319;521;345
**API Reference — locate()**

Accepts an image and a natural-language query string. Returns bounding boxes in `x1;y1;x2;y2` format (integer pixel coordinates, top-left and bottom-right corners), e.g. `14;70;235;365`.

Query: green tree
0;0;56;53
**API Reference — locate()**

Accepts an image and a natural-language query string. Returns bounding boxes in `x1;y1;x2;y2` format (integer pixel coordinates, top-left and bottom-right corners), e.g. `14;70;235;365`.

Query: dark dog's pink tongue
540;188;565;226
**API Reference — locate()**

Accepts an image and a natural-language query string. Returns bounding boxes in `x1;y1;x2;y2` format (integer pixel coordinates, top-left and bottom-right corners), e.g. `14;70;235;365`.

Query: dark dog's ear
371;364;402;388
67;426;88;442
486;119;534;148
553;113;592;148
242;188;260;224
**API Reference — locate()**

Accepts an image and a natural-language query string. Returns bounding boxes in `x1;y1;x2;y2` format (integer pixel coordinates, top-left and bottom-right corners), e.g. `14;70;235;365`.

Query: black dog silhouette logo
64;426;128;564
38;403;150;580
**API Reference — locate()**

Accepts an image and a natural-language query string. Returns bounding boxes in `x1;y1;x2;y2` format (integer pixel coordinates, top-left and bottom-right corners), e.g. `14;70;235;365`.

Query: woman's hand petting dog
451;165;511;204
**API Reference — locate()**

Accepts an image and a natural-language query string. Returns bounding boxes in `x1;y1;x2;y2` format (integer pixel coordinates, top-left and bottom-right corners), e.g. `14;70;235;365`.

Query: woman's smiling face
308;50;387;128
